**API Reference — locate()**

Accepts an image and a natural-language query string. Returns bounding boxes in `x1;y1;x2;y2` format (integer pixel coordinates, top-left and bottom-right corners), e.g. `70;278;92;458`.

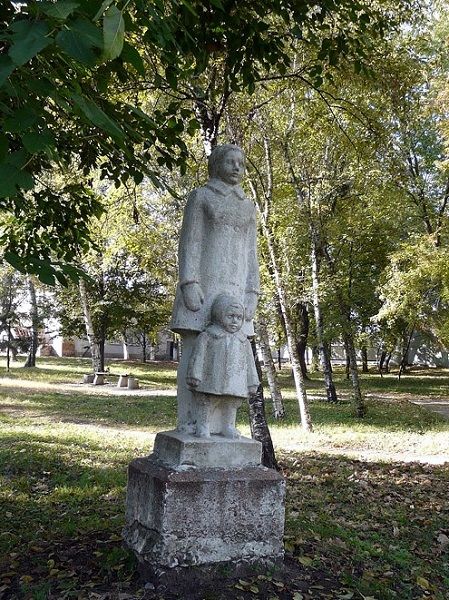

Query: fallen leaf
416;576;430;590
297;556;313;567
293;593;304;600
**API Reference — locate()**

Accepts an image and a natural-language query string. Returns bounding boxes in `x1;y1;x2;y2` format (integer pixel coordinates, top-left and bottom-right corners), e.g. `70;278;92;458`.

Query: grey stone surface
152;430;262;469
123;456;285;571
169;144;260;434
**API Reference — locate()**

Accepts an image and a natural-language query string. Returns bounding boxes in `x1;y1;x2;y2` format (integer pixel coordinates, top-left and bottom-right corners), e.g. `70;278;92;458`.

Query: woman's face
216;150;245;185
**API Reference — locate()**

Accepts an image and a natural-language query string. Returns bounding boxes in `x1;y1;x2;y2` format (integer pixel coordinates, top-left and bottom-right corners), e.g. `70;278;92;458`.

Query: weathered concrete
152;430;262;469
123;456;285;579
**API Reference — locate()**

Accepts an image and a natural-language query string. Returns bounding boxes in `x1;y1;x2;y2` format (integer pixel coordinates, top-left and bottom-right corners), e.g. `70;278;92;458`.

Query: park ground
0;357;448;600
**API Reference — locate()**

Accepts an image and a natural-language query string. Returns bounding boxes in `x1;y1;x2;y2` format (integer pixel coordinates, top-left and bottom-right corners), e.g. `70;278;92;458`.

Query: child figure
186;293;260;438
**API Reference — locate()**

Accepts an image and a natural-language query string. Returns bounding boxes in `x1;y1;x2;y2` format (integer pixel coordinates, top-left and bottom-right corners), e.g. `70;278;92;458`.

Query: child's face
217;150;245;185
222;305;244;333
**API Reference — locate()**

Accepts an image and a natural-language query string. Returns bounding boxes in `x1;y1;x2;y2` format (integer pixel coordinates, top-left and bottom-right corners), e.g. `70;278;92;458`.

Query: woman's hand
182;282;204;312
186;377;200;388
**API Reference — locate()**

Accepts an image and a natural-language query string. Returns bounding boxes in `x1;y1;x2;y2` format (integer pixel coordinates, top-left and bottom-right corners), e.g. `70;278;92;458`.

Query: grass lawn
0;357;448;599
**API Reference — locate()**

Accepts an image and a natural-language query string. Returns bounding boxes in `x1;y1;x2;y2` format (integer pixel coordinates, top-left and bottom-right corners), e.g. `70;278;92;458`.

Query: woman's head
211;293;244;333
208;144;245;185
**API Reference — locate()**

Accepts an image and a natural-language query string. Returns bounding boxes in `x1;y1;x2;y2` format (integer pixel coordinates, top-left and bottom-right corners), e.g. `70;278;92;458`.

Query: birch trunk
24;277;38;368
262;220;312;431
123;334;129;361
310;227;338;403
343;332;366;417
249;339;279;470
79;278;102;373
296;302;310;380
255;317;285;419
361;346;369;373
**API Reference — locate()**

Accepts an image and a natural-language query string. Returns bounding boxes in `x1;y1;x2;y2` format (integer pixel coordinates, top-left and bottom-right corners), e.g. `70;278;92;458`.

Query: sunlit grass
1;358;449;598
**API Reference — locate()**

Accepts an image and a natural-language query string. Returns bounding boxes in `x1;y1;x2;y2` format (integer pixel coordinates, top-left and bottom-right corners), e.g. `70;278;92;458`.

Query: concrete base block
153;430;262;469
123;456;285;580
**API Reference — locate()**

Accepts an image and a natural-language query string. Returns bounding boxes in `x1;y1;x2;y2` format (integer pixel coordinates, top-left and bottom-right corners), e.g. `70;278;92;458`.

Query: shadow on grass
1;428;449;600
280;450;449;600
0;356;178;388
0;387;178;430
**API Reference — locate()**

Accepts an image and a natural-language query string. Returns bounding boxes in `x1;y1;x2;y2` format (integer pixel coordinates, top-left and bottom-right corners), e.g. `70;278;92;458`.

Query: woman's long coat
170;178;260;337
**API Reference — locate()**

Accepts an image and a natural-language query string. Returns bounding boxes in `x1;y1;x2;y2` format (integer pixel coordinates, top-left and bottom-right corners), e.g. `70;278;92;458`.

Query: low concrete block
123;456;285;579
153;430;262;469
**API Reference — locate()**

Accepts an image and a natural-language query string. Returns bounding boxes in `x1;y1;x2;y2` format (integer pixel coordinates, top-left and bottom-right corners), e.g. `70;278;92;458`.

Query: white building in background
37;328;179;361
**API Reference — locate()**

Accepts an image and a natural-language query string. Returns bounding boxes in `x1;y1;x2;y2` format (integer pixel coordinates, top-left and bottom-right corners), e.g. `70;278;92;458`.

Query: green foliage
0;0;415;283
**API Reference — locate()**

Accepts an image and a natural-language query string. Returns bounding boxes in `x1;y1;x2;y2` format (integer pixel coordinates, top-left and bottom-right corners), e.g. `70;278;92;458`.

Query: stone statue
124;147;285;583
186;293;260;438
170;144;260;433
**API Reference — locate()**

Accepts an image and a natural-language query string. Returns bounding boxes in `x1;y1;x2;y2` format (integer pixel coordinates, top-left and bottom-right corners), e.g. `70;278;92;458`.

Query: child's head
211;293;244;333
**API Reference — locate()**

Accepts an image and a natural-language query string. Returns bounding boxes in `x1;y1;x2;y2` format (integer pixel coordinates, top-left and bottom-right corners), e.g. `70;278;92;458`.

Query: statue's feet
221;426;241;439
196;424;210;438
177;423;195;435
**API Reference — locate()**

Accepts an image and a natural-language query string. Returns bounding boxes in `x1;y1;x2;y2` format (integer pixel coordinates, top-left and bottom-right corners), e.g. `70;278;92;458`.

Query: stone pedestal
123;431;285;587
123;454;285;586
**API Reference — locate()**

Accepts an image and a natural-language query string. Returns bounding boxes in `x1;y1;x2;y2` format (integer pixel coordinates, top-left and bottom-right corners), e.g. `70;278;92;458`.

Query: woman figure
170;144;260;434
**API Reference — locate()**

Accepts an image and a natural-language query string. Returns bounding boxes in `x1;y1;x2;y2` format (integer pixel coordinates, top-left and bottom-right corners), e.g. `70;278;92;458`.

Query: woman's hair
211;293;244;326
208;144;245;179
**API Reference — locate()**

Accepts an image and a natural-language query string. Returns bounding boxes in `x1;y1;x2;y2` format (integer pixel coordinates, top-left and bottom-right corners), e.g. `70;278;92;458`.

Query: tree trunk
248;339;279;470
296;302;310;380
361;345;369;373
310;227;338;403
343;332;366;417
345;344;350;379
311;345;320;372
24;277;38;368
385;352;392;373
142;332;147;363
378;350;387;376
398;328;414;381
79;278;102;372
255;318;285;419
6;322;11;373
123;334;129;361
262;220;312;431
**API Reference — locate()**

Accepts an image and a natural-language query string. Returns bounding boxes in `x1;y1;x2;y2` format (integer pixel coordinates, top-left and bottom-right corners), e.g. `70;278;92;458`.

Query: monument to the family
123;145;285;585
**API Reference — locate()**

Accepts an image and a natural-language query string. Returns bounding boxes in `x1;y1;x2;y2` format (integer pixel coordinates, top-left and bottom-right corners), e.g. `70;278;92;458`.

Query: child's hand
248;385;258;396
186;377;200;388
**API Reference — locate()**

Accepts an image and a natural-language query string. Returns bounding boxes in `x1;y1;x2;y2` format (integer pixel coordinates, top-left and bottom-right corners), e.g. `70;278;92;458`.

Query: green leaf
4;108;38;133
40;1;80;20
93;0;115;21
121;42;145;75
21;131;55;154
69;92;125;140
0;135;8;160
37;265;56;286
56;29;97;65
8;21;53;66
4;251;27;274
0;56;15;87
209;0;224;9
179;0;198;17
0;159;34;198
102;6;125;60
69;18;103;49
